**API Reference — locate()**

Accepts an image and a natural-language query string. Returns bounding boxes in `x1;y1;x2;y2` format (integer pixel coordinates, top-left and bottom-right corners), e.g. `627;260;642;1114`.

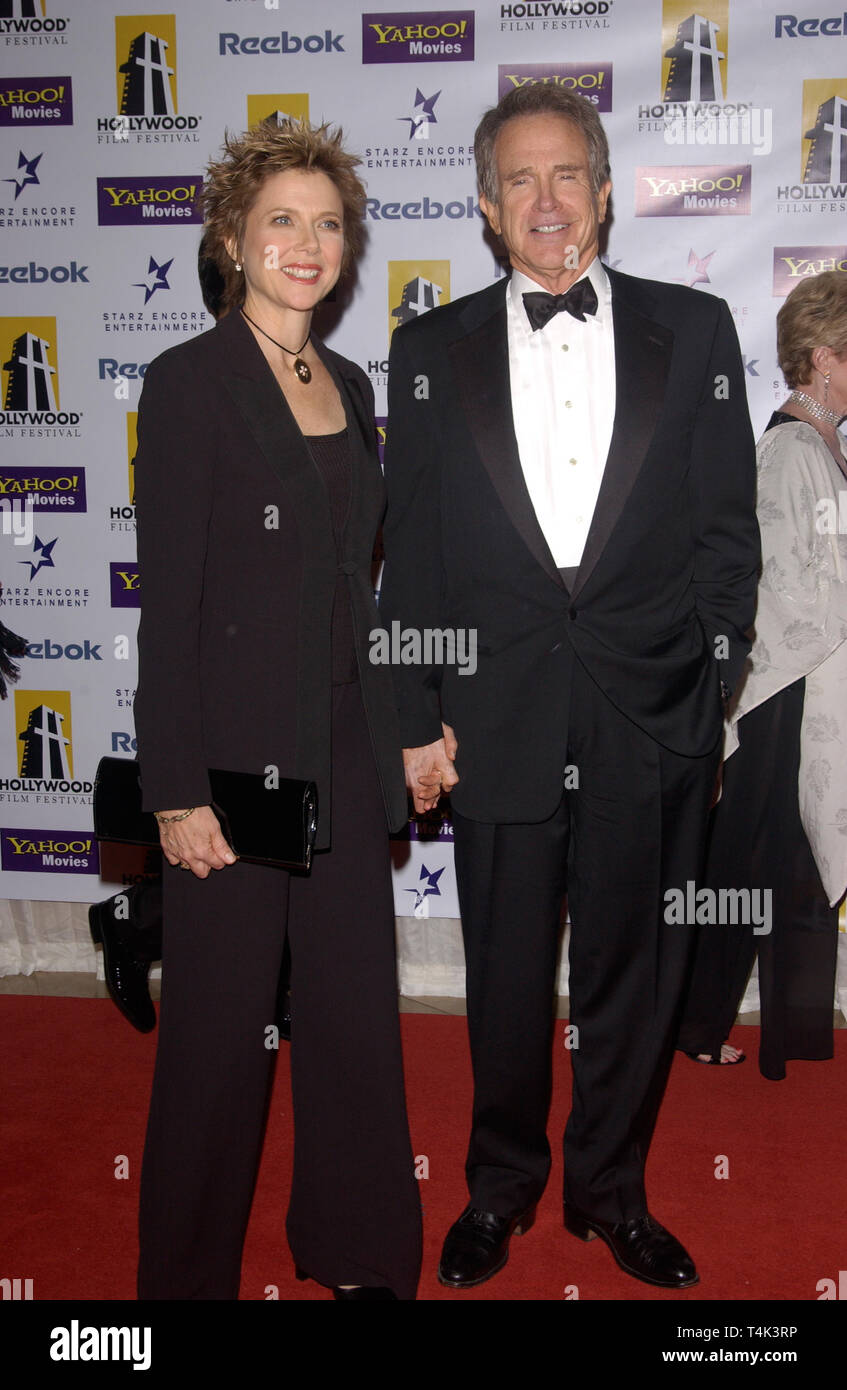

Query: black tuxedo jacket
379;268;760;824
133;308;408;846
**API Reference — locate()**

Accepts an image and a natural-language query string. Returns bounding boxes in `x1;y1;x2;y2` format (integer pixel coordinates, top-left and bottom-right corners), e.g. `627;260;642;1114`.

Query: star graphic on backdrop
4;150;42;200
20;535;57;581
404;862;445;912
398;89;440;140
132;255;173;304
677;248;715;289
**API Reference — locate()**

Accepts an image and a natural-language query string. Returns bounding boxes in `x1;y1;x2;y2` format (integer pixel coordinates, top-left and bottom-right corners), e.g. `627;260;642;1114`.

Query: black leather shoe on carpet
438;1203;536;1289
564;1205;698;1288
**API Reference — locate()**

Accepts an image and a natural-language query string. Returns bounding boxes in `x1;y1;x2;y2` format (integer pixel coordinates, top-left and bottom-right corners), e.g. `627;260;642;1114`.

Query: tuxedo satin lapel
449;307;563;589
572;293;672;600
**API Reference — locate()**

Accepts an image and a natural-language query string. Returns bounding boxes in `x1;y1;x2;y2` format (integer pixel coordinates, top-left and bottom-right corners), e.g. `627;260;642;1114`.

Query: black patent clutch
93;756;318;871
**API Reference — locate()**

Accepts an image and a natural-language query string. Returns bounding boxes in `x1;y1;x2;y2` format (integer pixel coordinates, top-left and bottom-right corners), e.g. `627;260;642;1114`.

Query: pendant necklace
241;308;312;383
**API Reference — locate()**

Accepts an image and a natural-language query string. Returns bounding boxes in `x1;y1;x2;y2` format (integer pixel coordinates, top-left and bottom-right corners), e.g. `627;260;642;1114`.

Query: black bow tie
522;278;599;330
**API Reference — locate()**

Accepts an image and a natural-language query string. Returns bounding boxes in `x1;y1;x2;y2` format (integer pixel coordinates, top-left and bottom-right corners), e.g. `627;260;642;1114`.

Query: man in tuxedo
379;84;759;1290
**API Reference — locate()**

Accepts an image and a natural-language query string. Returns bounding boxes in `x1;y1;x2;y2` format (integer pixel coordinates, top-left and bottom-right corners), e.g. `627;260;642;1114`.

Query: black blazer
133;307;408;846
379;268;761;824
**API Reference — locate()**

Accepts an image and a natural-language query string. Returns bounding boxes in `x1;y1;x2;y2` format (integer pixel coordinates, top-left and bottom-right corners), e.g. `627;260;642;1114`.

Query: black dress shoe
564;1205;698;1288
438;1203;536;1289
89;893;160;1034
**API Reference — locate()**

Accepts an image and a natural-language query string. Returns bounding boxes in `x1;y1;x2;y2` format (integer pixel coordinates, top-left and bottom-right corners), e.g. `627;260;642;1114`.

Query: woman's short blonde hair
203;118;367;315
777;270;847;388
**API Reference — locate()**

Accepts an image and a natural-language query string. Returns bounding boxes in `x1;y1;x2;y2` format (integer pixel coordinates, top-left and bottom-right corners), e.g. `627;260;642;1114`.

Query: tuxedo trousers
452;655;720;1224
137;680;422;1300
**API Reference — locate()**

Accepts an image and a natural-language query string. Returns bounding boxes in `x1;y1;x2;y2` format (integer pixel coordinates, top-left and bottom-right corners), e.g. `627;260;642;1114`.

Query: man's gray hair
474;85;611;202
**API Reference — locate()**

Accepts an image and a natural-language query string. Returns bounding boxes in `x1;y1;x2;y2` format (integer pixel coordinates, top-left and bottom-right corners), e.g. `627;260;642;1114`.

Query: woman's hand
156;805;237;879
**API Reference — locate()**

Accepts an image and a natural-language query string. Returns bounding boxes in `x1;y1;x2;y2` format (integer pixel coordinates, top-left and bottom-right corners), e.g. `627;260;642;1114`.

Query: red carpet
1;997;844;1302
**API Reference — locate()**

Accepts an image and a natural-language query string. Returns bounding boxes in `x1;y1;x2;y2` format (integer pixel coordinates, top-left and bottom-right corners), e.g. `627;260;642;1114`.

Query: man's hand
157;804;237;879
403;727;459;814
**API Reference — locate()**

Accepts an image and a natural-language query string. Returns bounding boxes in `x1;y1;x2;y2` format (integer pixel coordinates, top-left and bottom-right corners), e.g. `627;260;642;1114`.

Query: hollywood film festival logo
367;260;451;385
0;688;92;805
97;14;201;145
0;316;81;436
634;3;771;158
498;0;614;33
777;80;847;215
0;0;70;48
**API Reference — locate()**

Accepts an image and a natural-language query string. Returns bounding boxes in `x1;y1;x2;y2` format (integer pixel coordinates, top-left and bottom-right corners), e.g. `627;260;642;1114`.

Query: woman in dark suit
132;120;421;1300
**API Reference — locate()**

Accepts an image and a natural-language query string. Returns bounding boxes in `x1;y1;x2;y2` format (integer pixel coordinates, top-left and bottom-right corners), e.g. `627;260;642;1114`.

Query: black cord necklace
241;308;312;383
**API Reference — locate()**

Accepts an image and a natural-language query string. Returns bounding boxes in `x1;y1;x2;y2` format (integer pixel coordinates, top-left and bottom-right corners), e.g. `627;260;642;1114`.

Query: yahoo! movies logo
635;165;751;216
388;260;450;341
96;16;201;144
110;562;140;608
0;2;70;47
1;317;81;434
97;176;202;225
1;827;99;875
498;63;612;111
773;247;847;297
0;76;72;125
362;11;474;63
0;467;86;513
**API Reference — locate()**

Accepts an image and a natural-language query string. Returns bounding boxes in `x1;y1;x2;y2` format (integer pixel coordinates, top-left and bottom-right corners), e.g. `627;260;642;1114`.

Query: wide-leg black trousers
678;678;839;1078
137;681;422;1299
452;657;719;1224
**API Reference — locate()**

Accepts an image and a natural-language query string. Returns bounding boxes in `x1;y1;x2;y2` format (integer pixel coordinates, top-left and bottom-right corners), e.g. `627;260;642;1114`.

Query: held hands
156;804;237;879
402;722;459;815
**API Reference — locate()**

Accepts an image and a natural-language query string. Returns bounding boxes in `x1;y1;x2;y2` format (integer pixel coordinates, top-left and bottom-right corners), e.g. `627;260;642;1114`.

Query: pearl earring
235;261;242;272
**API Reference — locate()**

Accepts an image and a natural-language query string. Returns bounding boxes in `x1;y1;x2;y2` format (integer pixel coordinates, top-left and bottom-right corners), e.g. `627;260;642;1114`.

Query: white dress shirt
507;257;616;568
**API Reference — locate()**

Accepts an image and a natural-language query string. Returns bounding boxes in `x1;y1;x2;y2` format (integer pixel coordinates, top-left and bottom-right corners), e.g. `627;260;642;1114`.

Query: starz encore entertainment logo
362;10;474;63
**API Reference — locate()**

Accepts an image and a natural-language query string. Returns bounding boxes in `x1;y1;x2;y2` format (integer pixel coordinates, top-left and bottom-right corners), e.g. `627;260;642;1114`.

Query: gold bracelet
154;807;196;824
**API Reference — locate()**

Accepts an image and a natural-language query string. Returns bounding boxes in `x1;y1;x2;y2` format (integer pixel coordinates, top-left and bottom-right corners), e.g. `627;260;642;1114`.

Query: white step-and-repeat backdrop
1;0;845;937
